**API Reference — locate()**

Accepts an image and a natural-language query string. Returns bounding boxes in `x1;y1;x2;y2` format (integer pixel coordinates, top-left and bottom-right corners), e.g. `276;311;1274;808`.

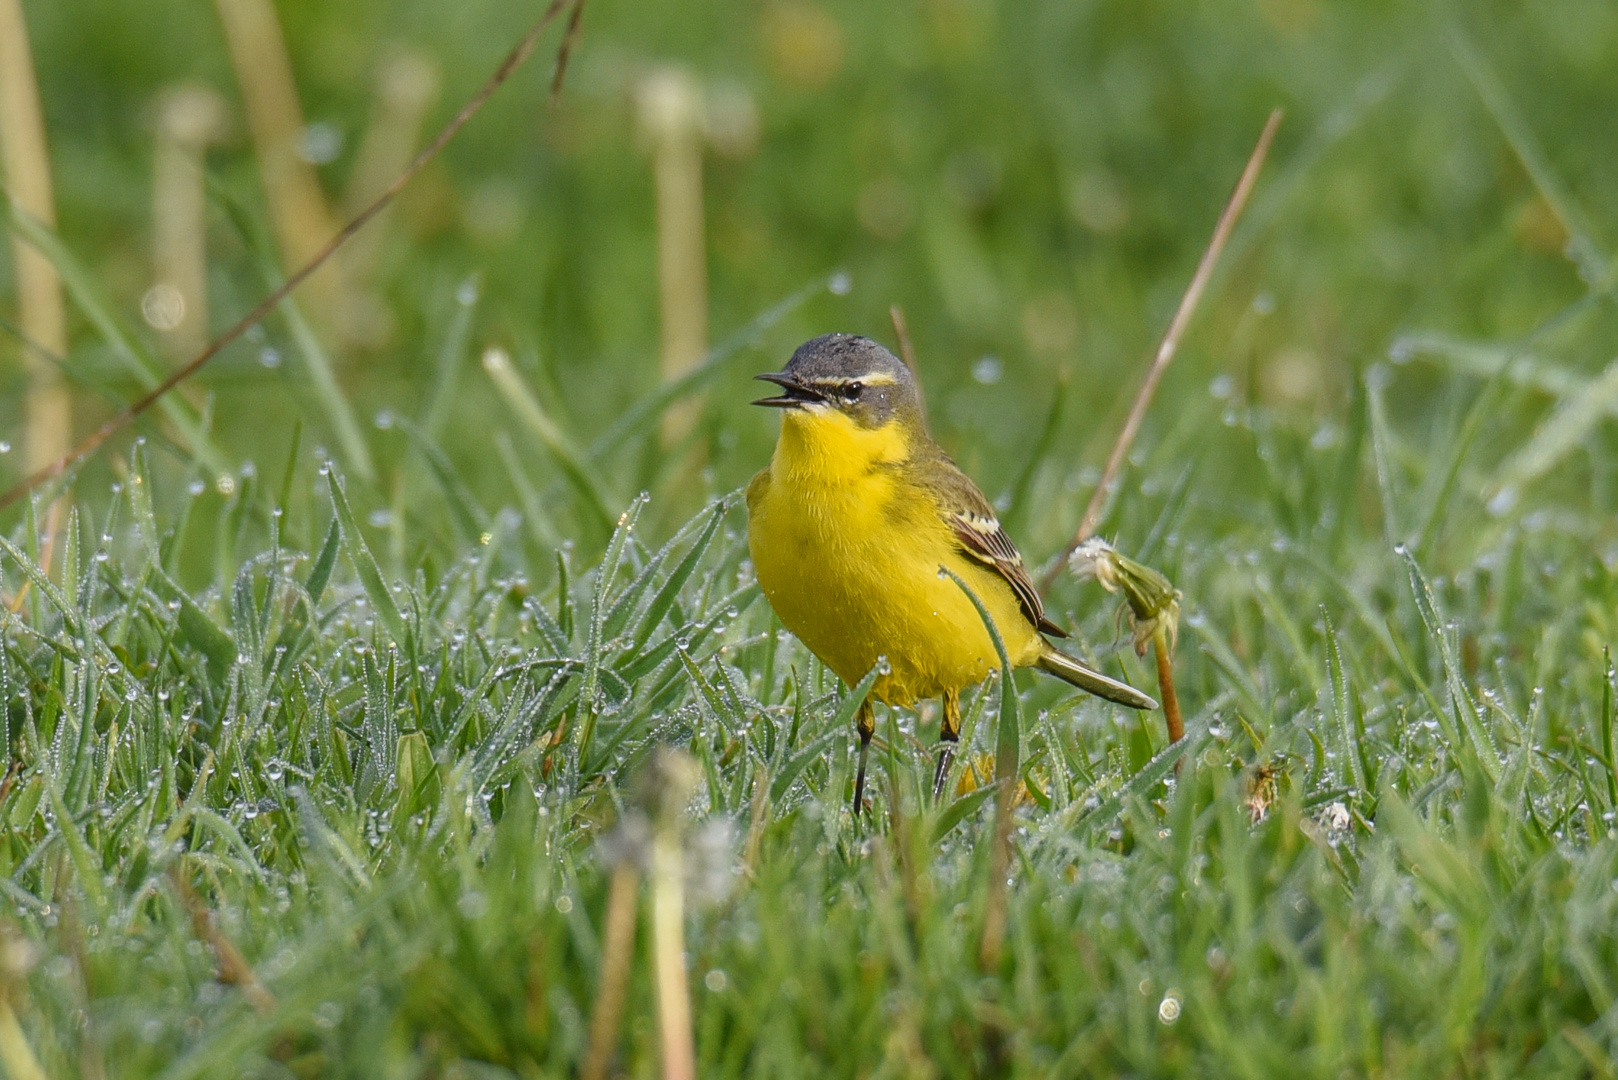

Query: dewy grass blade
386;412;489;543
577;494;646;760
326;467;407;644
1365;367;1403;546
1601;648;1617;808
623;498;729;655
1323;609;1367;798
2;198;230;476
1489;354;1618;511
941;568;1019;785
1397;544;1500;781
483;346;617;536
1068;718;1205;840
931;783;997;843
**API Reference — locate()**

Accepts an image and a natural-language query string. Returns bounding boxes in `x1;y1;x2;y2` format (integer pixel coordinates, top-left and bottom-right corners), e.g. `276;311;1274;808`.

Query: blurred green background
5;0;1617;556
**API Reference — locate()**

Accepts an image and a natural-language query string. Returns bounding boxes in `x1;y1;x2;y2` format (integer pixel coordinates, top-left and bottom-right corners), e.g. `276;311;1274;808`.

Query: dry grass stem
0;0;71;473
647;750;700;1080
580;860;640;1080
342;50;440;308
0;1001;47;1080
0;2;572;511
171;864;277;1015
889;304;918;374
1043;108;1282;592
637;67;709;447
213;0;346;337
152;85;229;360
1153;625;1184;743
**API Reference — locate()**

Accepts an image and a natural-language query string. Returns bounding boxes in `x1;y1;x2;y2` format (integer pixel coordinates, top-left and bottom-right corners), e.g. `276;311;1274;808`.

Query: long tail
1036;645;1159;710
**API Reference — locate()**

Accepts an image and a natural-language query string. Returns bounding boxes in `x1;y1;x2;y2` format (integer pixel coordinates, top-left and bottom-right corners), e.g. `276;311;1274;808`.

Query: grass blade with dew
931;783;998;843
482;345;617;537
1064;714;1207;841
3;198;229;476
420;275;481;440
941;569;1020;790
1397;544;1501;781
575;494;648;762
1323;608;1369;801
620;497;730;656
601;497;730;644
941;566;1020;971
326;465;407;644
382;411;489;544
1488;354;1618;514
210;175;378;482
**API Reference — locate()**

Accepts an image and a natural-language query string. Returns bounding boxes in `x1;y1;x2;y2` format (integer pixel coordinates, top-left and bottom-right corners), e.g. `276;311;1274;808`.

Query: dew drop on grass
1158;992;1182;1024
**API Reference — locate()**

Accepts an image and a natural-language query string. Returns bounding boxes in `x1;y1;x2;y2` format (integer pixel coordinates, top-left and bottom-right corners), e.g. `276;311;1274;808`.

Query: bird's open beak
752;372;826;409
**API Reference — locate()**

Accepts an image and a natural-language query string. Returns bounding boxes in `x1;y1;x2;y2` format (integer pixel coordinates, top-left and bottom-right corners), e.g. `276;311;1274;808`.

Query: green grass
4;332;1618;1075
6;0;1618;1075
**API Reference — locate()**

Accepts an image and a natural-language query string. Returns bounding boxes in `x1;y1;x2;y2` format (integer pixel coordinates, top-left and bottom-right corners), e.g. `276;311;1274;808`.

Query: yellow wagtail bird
746;333;1157;814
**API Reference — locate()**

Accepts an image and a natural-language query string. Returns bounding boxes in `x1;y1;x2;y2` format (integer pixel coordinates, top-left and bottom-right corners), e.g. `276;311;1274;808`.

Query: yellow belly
746;415;1041;705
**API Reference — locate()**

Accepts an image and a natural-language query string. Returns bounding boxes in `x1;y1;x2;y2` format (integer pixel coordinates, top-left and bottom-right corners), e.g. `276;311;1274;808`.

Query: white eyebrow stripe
801;372;899;388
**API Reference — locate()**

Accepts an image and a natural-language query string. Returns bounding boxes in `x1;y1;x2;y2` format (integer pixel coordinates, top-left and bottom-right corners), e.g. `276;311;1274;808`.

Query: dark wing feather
920;452;1067;638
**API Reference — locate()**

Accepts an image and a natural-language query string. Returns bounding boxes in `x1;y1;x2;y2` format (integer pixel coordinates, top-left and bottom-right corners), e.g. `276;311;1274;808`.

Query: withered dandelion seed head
1068;538;1182;657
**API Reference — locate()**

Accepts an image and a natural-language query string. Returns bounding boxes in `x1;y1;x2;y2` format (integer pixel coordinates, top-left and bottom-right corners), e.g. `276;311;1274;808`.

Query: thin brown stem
171;863;276;1015
580;860;639;1080
1042;109;1281;593
889;304;927;425
1153;624;1183;744
889;304;918;375
0;1;572;512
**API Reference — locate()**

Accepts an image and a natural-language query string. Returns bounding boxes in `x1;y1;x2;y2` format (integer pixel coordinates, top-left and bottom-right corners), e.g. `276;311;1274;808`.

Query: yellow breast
746;408;1042;705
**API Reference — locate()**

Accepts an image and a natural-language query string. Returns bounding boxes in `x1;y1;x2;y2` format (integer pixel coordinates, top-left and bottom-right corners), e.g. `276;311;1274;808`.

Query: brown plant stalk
1042;108;1282;593
579;859;639;1080
0;0;580;512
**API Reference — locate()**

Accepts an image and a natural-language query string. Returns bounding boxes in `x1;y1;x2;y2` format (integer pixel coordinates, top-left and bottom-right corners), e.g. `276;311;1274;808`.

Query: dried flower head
1068;538;1182;656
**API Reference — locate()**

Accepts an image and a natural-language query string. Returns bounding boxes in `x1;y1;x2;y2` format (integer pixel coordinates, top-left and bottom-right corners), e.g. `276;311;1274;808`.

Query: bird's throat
772;409;909;488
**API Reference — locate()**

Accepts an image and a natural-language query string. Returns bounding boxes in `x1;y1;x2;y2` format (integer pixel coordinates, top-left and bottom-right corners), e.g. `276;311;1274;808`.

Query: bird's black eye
844;381;864;401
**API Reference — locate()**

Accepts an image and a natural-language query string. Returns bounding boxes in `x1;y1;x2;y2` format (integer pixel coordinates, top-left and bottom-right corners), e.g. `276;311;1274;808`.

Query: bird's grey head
753;334;922;429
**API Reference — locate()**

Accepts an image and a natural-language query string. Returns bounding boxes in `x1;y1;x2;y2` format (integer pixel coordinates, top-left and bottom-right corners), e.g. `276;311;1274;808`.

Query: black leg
852;700;875;816
933;688;961;799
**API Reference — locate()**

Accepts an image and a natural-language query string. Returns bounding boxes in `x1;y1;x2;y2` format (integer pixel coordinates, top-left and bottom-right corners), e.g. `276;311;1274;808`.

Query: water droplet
0;441;10;454
972;356;1003;385
1158;992;1182;1024
259;347;282;369
827;270;852;295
